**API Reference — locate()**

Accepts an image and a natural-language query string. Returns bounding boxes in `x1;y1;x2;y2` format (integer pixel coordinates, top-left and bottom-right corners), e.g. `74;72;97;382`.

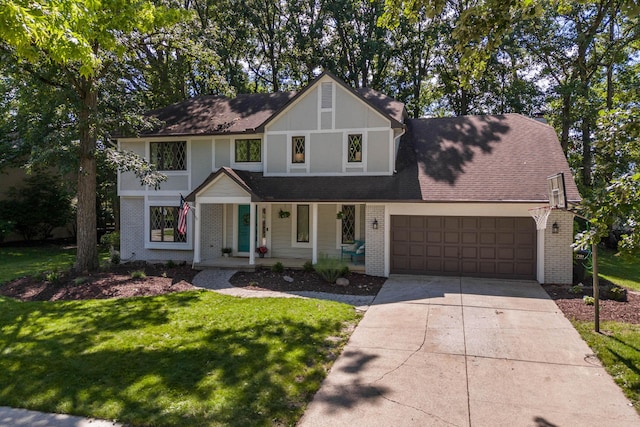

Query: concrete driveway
299;275;640;427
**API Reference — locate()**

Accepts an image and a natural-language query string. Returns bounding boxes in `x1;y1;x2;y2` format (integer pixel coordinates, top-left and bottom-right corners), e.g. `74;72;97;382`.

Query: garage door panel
497;233;515;244
410;245;425;257
479;233;496;244
497;247;515;260
427;231;442;243
461;247;477;258
427;246;442;257
461;232;477;244
390;215;536;280
479;247;496;259
444;232;459;243
410;216;425;228
410;230;425;243
444;246;459;258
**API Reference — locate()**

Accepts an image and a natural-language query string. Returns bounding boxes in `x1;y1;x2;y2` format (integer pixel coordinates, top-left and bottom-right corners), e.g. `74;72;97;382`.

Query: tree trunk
560;92;571;153
75;77;99;272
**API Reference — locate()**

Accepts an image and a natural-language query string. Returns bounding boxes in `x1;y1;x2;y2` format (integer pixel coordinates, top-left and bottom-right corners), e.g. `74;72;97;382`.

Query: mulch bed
0;263;385;302
3;260;638;325
544;278;640;324
0;262;199;301
229;268;386;296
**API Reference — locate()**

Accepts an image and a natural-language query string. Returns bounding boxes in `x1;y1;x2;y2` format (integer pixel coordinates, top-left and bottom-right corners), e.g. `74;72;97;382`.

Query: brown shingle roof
406;114;581;203
186;114;580;204
142;92;296;136
354;87;406;124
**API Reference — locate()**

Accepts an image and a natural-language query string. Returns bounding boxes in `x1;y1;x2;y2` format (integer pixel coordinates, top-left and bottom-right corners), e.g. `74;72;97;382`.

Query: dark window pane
297;205;309;243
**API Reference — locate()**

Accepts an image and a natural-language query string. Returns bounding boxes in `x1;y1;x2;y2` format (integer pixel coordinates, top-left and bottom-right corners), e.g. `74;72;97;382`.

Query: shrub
608;286;627;302
165;260;177;268
45;271;60;283
302;261;314;273
100;231;120;250
583;296;595;306
314;255;348;284
131;270;146;279
568;284;583;295
271;262;284;273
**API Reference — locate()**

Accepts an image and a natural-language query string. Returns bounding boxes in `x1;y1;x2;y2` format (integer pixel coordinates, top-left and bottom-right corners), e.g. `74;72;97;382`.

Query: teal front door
237;205;250;252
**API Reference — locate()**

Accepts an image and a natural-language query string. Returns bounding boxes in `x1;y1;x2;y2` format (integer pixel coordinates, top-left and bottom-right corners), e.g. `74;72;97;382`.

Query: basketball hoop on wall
528;206;553;230
528;172;567;229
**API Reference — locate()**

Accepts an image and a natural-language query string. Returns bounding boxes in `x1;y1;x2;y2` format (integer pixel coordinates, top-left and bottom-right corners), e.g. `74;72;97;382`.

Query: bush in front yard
314;255;348;284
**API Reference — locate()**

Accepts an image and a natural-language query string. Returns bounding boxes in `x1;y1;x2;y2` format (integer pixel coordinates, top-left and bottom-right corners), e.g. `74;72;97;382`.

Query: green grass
598;249;640;292
0;245;77;283
0;291;359;426
572;321;640;412
0;244;110;284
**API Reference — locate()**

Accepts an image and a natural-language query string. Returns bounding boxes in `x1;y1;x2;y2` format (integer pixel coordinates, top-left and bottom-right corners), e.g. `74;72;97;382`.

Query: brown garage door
390;216;536;280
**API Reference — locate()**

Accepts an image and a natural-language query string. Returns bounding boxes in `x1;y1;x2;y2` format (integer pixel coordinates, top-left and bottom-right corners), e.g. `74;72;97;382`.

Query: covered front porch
186;168;385;276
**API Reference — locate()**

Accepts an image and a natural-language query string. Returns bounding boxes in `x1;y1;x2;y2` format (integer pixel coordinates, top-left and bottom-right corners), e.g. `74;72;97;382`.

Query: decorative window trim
234;138;262;163
291;203;312;248
347;134;363;163
336;204;361;249
150;141;187;171
145;202;192;250
291;136;306;164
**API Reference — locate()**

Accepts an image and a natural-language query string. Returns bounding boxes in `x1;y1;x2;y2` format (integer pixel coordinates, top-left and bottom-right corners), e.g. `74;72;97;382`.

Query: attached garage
390;216;536;280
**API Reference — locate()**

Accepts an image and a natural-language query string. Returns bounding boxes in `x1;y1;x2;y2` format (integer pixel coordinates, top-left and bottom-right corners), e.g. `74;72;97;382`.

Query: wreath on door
242;213;251;226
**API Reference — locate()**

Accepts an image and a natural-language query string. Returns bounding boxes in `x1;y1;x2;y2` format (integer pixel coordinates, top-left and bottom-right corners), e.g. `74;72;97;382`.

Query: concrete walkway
299;275;640;427
0;407;122;427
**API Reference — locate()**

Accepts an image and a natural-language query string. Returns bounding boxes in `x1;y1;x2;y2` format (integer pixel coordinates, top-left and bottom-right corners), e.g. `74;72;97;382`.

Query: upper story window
292;136;305;163
150;141;186;170
235;138;261;162
348;134;362;162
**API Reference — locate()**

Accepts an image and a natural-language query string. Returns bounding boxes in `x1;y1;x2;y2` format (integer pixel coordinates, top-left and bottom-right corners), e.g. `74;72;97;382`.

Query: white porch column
536;228;545;284
312;203;318;263
249;201;256;265
193;200;201;263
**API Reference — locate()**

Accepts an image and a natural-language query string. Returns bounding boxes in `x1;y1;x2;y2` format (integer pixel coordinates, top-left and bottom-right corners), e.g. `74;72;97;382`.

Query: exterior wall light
372;219;378;230
552;222;559;234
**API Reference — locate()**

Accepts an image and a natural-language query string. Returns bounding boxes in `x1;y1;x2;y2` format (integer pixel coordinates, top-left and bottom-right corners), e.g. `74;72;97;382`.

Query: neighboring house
116;71;580;284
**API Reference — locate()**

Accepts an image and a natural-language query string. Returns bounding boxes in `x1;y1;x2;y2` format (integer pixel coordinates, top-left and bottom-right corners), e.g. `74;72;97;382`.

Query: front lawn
573;321;640;412
0;291;359;426
598;249;640;292
0;244;77;283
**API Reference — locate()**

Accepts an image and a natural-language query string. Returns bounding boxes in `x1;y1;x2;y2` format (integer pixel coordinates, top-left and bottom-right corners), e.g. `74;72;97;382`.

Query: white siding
270;204;312;258
199;175;248;198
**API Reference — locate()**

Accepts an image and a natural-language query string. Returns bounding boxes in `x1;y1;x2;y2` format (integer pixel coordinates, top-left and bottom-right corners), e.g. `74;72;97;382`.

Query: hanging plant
279;209;290;218
336;211;345;220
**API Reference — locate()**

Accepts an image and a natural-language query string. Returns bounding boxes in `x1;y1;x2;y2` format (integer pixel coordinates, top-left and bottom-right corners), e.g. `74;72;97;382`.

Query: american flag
178;195;190;235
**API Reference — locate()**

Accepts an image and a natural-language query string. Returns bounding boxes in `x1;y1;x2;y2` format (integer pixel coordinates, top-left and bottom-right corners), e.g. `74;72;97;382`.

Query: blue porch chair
341;240;365;264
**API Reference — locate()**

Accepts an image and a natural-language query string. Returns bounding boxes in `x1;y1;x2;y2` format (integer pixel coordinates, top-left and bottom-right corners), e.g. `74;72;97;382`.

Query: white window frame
291;203;313;248
144;198;192;250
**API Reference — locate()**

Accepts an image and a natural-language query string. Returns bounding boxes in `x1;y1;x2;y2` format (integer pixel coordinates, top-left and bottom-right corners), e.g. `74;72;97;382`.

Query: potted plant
221;247;232;257
278;209;290;218
336;211;345;220
256;246;268;258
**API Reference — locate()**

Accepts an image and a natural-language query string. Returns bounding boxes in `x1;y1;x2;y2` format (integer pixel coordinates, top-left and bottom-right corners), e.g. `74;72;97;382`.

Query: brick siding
365;205;385;277
543;210;574;284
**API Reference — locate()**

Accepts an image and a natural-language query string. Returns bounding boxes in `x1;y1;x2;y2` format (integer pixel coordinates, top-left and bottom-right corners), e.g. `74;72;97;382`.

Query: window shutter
321;82;333;109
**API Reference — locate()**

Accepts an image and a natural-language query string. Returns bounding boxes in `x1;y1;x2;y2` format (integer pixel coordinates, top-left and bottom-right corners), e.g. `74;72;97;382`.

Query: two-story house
117;71;580;284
